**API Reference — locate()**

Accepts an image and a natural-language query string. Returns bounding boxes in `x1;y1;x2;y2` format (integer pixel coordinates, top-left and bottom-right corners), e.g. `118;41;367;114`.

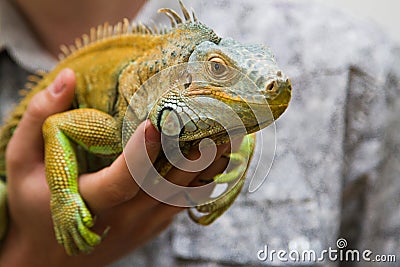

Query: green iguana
0;1;291;255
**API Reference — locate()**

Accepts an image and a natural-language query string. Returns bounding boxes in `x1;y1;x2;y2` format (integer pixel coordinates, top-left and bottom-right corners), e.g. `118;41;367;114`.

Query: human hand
0;69;230;266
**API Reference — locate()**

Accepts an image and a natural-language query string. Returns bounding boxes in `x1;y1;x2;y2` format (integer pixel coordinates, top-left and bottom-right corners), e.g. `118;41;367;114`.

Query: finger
92;139;229;224
79;120;161;212
160;143;232;206
191;157;229;186
161;156;230;205
109;142;231;220
143;202;183;228
165;141;230;186
6;69;75;176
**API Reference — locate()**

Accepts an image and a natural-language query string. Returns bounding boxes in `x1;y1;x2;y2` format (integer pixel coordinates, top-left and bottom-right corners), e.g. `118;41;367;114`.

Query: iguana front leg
43;108;122;255
189;134;255;225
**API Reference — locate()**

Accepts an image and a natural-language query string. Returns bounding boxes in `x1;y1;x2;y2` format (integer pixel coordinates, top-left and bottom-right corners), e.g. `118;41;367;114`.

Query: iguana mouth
185;85;243;102
179;117;274;143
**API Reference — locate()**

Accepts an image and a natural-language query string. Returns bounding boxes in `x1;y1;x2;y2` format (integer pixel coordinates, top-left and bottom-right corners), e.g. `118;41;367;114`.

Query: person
0;0;232;266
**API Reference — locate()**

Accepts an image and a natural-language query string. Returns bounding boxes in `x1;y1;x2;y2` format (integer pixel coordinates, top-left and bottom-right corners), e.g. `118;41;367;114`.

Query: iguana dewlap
0;1;291;255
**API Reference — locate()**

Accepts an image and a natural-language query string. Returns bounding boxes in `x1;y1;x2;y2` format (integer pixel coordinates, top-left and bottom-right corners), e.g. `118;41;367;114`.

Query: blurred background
294;0;400;44
124;1;400;266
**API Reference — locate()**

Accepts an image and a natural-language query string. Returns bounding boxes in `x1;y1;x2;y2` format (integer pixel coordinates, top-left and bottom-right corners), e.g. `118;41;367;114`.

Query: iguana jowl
0;1;292;255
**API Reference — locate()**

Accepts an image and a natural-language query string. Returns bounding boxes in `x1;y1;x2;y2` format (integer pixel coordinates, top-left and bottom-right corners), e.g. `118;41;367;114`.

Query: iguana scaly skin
0;1;291;255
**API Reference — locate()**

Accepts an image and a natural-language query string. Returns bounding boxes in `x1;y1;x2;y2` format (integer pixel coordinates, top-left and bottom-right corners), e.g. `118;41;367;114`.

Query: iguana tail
0;73;48;176
0;99;30;176
0;179;7;239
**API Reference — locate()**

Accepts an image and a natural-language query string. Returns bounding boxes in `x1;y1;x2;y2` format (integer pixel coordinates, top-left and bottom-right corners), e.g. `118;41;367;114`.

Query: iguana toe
51;193;102;255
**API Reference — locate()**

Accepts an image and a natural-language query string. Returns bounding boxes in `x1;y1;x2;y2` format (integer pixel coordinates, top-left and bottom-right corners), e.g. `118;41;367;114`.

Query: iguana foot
188;176;245;225
51;192;102;255
189;134;255;225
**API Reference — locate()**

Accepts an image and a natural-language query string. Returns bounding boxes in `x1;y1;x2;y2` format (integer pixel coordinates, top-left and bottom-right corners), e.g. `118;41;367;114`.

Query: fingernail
48;71;66;96
145;120;161;143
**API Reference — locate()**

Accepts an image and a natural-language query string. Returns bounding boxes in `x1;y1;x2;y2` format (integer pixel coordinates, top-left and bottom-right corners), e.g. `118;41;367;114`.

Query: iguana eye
208;57;228;78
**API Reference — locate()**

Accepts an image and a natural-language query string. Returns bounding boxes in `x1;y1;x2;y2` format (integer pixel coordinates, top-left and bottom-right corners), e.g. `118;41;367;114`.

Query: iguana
0;1;291;255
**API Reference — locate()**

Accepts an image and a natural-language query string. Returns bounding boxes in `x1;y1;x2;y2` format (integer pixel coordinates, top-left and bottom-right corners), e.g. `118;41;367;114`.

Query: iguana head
188;37;291;126
150;37;291;142
149;3;292;143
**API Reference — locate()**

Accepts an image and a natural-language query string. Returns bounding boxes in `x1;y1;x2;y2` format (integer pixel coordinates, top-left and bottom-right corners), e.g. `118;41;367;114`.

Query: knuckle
5;142;20;169
4;139;35;175
104;183;132;205
26;91;49;119
101;168;136;205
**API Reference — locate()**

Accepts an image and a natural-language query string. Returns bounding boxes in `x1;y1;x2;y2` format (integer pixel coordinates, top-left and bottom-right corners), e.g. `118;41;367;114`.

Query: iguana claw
188;134;255;225
51;193;101;255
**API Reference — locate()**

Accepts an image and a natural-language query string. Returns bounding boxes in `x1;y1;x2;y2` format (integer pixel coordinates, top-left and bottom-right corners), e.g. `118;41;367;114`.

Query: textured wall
298;0;400;44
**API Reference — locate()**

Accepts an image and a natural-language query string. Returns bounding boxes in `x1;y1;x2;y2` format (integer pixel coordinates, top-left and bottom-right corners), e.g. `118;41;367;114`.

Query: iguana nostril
265;79;292;94
286;79;292;91
266;82;275;91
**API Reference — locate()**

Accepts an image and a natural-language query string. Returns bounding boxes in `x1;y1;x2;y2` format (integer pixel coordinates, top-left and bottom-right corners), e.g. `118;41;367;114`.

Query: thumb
6;68;75;177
